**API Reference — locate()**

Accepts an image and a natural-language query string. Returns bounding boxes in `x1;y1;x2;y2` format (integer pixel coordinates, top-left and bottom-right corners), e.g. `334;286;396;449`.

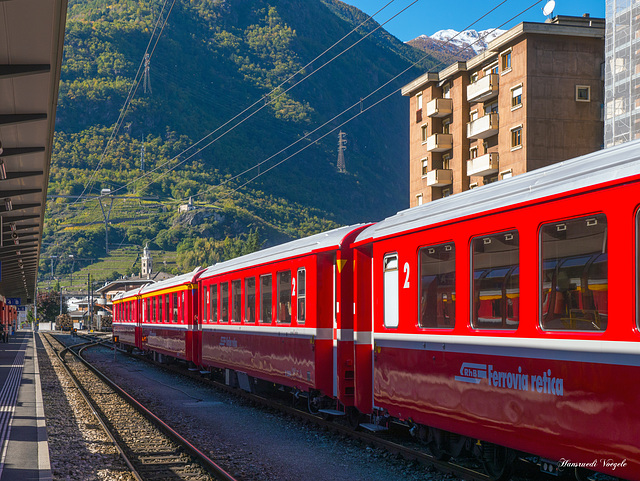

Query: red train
113;140;640;481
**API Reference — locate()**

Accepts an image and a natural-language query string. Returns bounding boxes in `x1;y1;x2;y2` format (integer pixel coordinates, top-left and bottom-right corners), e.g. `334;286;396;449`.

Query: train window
472;231;519;330
165;295;171;323
145;299;149;323
418;242;455;328
260;274;272;323
172;292;178;322
209;285;217;323
383;254;399;328
152;297;157;322
245;277;256;323
231;280;241;323
158;294;163;322
297;268;306;323
202;287;208;323
540;214;607;331
221;282;229;322
277;271;292;323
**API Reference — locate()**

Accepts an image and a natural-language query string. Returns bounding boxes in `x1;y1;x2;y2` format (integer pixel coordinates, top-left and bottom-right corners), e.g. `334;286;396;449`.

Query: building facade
605;0;640;147
403;16;605;206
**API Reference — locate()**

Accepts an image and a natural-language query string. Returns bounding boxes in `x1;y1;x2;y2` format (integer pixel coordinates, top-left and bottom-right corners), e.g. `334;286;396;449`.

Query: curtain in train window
260;274;272;323
383;254;399;328
541;214;607;331
209;285;217;322
419;242;455;328
297;268;306;323
277;271;292;323
172;292;178;322
245;277;256;323
220;282;229;322
472;231;519;330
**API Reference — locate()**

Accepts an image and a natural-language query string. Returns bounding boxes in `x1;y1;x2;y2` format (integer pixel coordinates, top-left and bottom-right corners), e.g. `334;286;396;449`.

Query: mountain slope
42;0;437;280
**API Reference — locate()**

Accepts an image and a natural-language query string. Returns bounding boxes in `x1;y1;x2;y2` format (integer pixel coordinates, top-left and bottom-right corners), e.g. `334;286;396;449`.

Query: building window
421;124;428;143
485;101;498;115
442;153;451;170
260;274;272;323
443;83;451;99
484;174;498;184
501;49;512;72
442;188;452;197
421;158;429;176
416;193;423;205
277;270;292;323
297;268;306;323
470;71;479;83
576;85;591;102
418;242;455;328
484;62;498;76
472;231;519;330
442;118;451;134
470;109;478;121
469;182;478;189
470;147;478;159
541;215;607;331
501;169;513;179
511;126;522;150
416;92;423;110
511;84;522;109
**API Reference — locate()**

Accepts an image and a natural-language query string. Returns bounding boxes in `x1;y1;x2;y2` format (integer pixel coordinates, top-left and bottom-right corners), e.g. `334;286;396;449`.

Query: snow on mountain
415;28;507;55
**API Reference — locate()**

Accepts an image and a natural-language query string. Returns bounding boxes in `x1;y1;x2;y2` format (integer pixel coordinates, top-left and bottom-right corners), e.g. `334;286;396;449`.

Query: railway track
91;338;494;481
43;333;237;481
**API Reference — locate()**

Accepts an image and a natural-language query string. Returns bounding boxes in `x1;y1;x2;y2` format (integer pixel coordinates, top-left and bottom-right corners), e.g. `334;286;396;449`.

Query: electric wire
72;0;177;205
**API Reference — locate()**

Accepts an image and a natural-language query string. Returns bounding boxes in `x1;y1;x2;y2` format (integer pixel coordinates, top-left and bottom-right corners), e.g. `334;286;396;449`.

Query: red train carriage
197;224;368;411
352;140;640;480
113;288;143;350
138;268;203;363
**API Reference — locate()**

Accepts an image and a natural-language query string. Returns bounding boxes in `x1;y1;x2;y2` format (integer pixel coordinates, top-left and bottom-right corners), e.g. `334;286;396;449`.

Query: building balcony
426;133;453;152
467;73;499;103
426;98;453;117
467;152;499;177
467;113;499;140
426;169;453;187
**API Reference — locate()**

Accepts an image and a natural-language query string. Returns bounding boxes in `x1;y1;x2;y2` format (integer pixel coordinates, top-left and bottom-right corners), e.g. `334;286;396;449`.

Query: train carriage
112;288;142;349
352;140;640;479
138;268;203;362
197;224;368;409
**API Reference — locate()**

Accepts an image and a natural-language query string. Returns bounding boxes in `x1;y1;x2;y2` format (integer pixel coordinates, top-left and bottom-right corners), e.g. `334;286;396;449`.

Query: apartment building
605;0;640;147
402;15;605;206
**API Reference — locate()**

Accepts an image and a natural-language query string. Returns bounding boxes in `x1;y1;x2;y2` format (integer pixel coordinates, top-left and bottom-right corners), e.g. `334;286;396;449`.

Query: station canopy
0;0;67;303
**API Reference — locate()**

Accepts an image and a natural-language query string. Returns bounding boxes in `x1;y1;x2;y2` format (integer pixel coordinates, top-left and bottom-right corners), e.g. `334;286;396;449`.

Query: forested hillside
43;0;436;281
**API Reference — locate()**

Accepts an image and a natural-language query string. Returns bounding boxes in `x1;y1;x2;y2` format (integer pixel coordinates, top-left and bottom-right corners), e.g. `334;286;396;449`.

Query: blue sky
343;0;605;42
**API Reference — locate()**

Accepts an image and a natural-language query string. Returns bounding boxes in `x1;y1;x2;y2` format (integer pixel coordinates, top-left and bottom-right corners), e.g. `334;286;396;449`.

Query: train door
191;286;201;366
332;255;338;399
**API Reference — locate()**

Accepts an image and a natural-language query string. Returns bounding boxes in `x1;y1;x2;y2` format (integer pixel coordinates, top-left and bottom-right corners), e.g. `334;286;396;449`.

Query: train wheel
420;426;450;461
482;444;515;481
347;407;361;430
307;392;321;415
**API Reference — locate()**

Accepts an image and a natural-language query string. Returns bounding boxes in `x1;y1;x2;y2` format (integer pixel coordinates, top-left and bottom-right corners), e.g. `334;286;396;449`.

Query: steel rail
42;334;143;481
70;339;237;481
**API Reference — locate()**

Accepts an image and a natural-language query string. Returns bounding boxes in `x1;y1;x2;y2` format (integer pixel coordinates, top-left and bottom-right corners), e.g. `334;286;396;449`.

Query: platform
0;330;51;481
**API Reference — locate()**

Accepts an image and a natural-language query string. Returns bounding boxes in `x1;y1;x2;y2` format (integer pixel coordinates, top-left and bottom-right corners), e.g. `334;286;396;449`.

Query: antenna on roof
542;0;556;19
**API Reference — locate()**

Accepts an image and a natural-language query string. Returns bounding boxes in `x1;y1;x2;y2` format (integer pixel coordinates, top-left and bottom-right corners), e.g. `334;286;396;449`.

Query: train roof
200;224;368;278
355;139;640;244
138;267;203;295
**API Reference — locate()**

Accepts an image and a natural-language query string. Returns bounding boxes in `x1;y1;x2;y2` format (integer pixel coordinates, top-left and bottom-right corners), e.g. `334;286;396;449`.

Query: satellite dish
542;0;556;17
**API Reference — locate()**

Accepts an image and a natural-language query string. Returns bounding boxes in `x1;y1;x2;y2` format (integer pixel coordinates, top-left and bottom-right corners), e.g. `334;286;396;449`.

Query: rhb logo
455;362;487;384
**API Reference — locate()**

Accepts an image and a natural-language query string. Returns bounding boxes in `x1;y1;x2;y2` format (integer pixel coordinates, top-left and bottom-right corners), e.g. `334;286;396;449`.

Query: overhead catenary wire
72;0;177;205
177;0;534;204
80;0;419;202
54;0;541;256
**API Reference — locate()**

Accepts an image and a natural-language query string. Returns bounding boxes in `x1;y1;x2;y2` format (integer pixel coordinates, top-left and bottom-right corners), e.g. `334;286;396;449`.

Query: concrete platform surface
0;330;50;481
